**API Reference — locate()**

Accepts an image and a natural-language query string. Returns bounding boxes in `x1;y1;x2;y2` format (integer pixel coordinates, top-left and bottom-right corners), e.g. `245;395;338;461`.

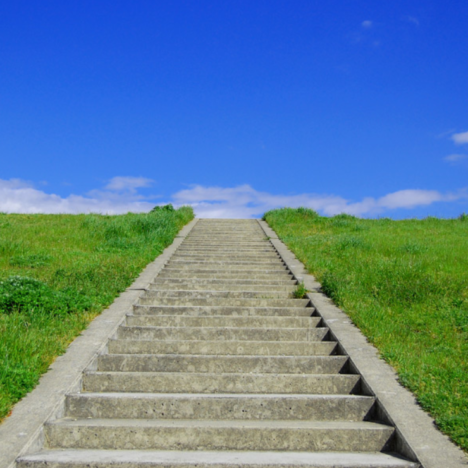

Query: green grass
0;206;193;421
293;282;309;299
264;207;468;451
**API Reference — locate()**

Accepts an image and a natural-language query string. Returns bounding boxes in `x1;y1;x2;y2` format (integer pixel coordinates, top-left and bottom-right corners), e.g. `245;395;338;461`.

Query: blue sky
1;0;467;218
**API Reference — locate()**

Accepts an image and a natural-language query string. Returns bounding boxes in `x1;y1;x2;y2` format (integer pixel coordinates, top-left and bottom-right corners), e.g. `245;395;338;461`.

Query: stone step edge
16;449;419;468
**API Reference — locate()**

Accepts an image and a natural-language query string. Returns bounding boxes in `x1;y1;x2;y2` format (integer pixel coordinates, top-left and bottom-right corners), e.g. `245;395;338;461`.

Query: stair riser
97;355;348;374
170;256;281;262
83;373;361;394
116;326;328;342
151;279;296;286
138;299;309;307
142;291;293;299
157;272;293;279
65;395;374;421
108;340;337;356
176;247;277;253
180;245;276;250
125;316;320;328
168;260;285;266
172;252;280;257
164;263;292;279
132;305;315;317
147;284;296;292
45;424;393;452
16;453;420;468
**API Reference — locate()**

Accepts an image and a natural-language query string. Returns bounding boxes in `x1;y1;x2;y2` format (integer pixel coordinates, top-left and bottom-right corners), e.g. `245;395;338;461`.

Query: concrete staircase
17;219;418;468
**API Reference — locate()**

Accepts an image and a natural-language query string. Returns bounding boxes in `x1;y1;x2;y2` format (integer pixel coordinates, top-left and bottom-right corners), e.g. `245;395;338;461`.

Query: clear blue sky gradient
1;1;467;217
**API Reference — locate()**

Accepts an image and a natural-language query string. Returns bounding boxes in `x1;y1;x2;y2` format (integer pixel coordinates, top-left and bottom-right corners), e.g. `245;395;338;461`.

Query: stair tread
69;392;373;400
85;370;358;378
49;418;392;430
17;450;418;467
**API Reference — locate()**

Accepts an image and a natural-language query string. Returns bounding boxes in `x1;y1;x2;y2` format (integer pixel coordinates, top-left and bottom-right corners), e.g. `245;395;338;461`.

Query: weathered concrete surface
64;393;375;421
107;338;337;355
82;371;362;394
44;419;394;451
15;450;419;468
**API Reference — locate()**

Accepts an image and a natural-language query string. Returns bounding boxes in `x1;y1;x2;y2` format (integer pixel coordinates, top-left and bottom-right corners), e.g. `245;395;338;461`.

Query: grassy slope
0;207;193;421
264;208;468;451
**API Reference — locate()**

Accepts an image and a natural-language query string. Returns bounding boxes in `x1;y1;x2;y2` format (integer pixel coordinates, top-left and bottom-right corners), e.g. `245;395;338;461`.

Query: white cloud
105;176;153;192
1;179;466;219
376;190;444;209
171;184;468;218
172;185;347;218
451;131;468;145
361;20;373;29
0;178;154;214
444;154;467;163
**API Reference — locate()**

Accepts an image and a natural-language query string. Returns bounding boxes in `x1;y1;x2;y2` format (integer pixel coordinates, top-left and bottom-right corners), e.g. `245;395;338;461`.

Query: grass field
0;206;193;422
264;208;468;452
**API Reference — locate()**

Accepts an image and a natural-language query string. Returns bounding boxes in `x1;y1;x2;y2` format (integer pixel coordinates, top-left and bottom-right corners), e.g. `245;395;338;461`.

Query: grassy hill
264;208;468;452
0;206;193;421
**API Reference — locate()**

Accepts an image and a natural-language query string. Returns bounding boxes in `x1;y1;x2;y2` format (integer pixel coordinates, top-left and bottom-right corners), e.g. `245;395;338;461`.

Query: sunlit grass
0;206;193;421
264;208;468;452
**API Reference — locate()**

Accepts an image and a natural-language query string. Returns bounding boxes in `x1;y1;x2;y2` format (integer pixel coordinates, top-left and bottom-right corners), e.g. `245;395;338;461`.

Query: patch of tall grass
264;208;468;452
0;206;193;421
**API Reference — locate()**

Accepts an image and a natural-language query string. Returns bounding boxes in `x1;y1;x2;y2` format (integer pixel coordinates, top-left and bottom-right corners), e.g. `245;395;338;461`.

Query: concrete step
132;305;315;317
177;246;277;252
160;265;289;272
142;290;294;299
180;245;276;251
16;449;420;468
65;393;375;421
83;371;361;394
182;237;270;242
45;419;394;452
138;298;310;307
185;238;267;242
170;257;283;264
176;251;278;256
125;315;321;329
163;265;289;272
96;355;348;374
151;278;297;286
116;325;328;342
107;339;337;356
147;283;297;292
171;252;280;258
157;270;293;279
168;259;285;266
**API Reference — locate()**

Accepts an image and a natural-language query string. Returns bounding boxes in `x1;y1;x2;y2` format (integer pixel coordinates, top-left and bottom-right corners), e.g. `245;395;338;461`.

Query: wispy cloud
402;16;420;26
444;154;467;163
351;20;380;47
105;176;153;192
451;131;468;145
172;185;467;218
